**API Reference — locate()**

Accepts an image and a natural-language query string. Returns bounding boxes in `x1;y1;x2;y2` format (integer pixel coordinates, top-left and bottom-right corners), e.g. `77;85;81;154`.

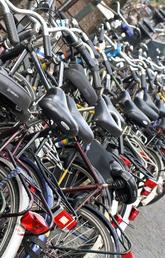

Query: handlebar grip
146;68;155;90
99;28;105;43
93;70;102;90
104;60;113;76
4;12;20;46
131;70;139;82
75;42;102;91
38;0;54;10
86;39;100;59
43;35;52;58
134;72;140;83
58;10;68;19
141;73;147;89
75;42;97;69
18;30;34;42
0;44;25;63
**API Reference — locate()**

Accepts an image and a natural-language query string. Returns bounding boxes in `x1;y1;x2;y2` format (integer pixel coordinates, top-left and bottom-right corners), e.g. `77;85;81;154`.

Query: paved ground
126;197;165;258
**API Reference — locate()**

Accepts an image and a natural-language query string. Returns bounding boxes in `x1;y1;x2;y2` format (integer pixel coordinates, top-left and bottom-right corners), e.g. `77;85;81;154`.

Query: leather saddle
103;94;125;126
143;92;159;113
66;95;94;143
39;88;78;136
120;90;151;127
64;63;98;106
94;97;122;137
159;118;165;133
155;97;165;118
134;91;159;121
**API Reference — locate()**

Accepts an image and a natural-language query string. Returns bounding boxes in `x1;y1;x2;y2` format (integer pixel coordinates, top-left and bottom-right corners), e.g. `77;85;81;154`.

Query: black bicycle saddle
66;95;94;144
120;91;151;127
103;95;125;126
39;88;78;136
94;97;122;137
155;98;165;118
87;140;137;204
159;118;165;133
143;93;159;113
64;63;98;106
134;96;159;121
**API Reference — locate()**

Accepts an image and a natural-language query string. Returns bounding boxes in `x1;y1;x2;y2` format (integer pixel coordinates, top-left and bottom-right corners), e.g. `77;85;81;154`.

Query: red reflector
112;214;123;228
54;209;77;231
29;186;36;193
144;179;158;189
141;189;150;196
129;207;140;221
120;155;132;167
161;148;165;154
21;211;49;235
122;251;134;258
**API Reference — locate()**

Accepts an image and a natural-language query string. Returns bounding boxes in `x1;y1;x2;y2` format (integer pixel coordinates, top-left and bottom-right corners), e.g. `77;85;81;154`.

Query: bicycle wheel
17;157;54;258
57;161;111;211
110;154;134;231
144;148;165;205
0;162;20;257
44;207;115;258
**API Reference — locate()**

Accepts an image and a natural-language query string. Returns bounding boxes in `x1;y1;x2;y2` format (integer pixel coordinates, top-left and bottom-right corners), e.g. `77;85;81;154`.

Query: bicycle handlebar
0;0;20;45
99;25;105;43
5;0;52;57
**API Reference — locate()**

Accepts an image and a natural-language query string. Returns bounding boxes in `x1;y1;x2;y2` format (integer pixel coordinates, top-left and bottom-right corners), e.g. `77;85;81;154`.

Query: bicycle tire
17;157;54;258
57;161;111;212
143;148;165;205
43;206;115;258
0;162;20;257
